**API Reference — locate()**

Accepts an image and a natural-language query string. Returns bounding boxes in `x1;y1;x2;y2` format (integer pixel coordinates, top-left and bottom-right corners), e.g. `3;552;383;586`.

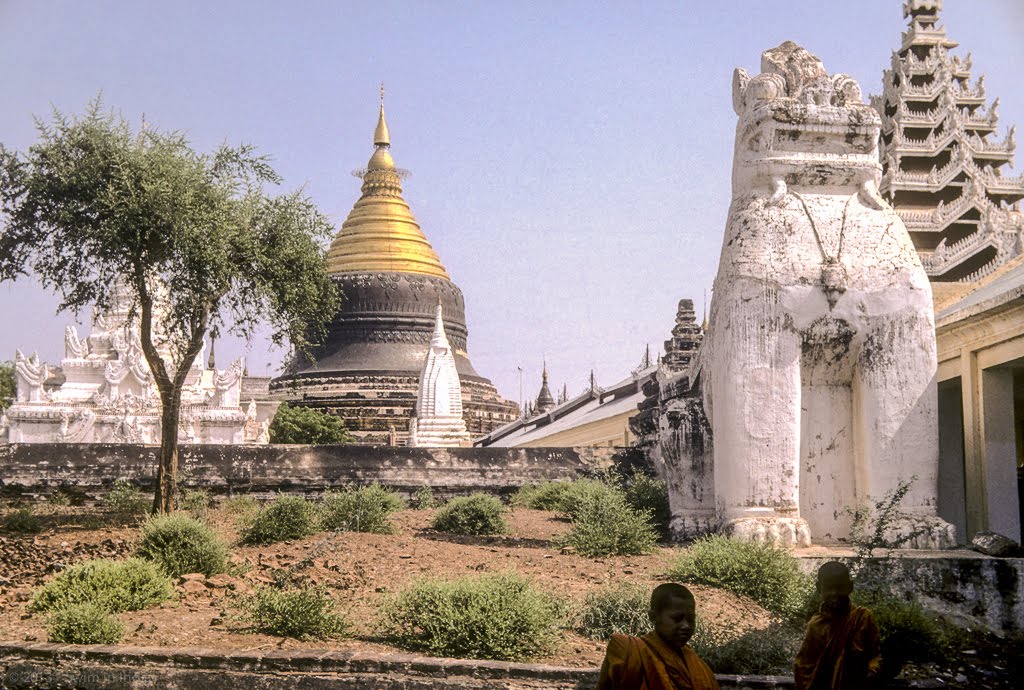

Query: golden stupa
273;93;519;445
325;99;450;279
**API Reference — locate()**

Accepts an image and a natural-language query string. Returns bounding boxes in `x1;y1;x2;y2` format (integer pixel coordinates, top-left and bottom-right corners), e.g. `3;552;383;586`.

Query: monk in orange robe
596;583;720;690
794;561;883;690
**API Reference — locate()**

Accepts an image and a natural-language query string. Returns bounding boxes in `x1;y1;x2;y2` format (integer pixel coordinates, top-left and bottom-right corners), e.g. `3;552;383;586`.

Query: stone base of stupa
408;416;471;448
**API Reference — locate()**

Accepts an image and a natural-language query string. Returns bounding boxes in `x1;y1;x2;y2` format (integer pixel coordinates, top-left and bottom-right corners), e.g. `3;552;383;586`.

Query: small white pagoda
1;286;274;445
407;304;470;447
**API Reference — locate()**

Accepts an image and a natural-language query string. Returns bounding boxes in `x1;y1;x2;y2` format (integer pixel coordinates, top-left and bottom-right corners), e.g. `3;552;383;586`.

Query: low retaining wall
0;643;797;690
0;444;631;501
800;553;1024;632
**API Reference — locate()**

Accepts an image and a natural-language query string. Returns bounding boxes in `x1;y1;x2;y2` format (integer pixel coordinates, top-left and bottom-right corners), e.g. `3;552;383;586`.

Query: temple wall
0;443;619;501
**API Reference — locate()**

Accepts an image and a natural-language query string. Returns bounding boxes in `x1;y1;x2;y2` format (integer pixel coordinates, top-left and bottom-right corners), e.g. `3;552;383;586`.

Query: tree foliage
268;402;352;444
0;101;339;511
0;360;14;411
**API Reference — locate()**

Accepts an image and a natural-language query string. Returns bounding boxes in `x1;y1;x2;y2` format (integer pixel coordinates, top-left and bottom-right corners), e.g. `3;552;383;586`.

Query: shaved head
650;582;695;613
817;561;852;585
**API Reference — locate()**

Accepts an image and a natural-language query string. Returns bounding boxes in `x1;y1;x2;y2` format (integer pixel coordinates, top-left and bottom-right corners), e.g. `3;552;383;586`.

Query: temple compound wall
0;443;622;501
646;42;955;549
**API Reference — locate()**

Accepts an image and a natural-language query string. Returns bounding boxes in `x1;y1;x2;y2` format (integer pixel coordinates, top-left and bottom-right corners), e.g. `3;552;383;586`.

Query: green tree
0;360;14;411
0;102;339;512
269;403;352;444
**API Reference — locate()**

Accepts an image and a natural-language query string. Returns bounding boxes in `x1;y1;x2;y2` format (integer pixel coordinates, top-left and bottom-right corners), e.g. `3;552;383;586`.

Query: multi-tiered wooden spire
876;0;1024;282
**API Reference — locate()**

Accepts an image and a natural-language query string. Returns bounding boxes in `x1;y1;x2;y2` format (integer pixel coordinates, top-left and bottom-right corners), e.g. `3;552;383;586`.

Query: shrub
431;493;508;536
559;478;617;521
559;486;658;557
665;535;813;620
47;490;72;507
852;588;957;664
4;507;42;533
46;602;124;644
846;476;925;558
320;484;404;534
380;573;565;661
240;495;318;545
511;480;573;511
136;513;229;577
622;474;671;539
180;488;211;512
411;485;441;510
222;495;259;516
31;558;173;613
237;586;348;640
269;402;353;444
691;620;803;675
576;582;650;640
102;479;149;515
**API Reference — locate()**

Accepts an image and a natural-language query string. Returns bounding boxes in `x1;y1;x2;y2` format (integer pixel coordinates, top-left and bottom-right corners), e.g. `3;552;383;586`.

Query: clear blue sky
1;1;1022;407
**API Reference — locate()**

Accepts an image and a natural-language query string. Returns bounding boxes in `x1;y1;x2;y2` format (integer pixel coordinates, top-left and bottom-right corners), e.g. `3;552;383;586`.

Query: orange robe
596;632;720;690
794;605;882;690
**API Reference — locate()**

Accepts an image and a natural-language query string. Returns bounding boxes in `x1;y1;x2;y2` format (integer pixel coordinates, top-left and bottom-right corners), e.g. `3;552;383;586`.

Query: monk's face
650;596;696;650
817;574;853;614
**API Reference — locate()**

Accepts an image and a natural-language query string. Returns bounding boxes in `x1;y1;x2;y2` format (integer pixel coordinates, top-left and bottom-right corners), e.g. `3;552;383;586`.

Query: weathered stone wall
799;554;1024;633
0;643;800;690
0;443;620;501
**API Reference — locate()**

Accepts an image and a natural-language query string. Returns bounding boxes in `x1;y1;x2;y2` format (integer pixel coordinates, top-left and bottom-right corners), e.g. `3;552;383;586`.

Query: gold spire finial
324;91;450;280
374;84;390;148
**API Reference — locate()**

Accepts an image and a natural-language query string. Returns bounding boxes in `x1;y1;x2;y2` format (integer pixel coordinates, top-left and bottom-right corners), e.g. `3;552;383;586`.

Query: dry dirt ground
0;503;772;668
1;503;1020;689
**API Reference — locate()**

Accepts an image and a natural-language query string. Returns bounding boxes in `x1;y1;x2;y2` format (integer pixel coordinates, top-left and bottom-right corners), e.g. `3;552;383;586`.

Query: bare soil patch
0;503;771;667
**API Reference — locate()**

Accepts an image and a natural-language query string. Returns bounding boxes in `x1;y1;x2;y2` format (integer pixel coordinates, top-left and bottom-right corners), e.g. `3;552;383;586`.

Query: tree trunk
153;386;183;513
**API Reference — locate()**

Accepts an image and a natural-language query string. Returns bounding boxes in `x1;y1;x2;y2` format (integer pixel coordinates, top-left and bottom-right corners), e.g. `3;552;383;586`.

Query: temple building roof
325;99;450;280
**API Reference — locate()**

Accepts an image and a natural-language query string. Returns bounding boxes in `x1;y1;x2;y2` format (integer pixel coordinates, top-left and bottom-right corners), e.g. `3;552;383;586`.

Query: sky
1;0;1022;409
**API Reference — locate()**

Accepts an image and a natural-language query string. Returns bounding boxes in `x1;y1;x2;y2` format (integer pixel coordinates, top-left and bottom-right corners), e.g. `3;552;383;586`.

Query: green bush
222;495;259;516
269;402;353;444
510;480;573;511
237;586;348;640
46;602;125;644
559;485;658;557
102;479;150;515
411;485;441;510
559;478;617;521
690;620;803;675
136;513;229;577
31;558;173;613
622;474;671;539
431;493;508;536
180;488;211;512
47;490;72;507
380;572;565;661
320;484;404;534
240;495;318;545
665;535;813;620
576;582;650;640
852;588;958;664
4;507;42;533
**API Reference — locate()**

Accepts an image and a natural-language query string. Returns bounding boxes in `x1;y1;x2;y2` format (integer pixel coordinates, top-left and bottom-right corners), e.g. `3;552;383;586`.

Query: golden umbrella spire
325;89;450;279
374;83;390;147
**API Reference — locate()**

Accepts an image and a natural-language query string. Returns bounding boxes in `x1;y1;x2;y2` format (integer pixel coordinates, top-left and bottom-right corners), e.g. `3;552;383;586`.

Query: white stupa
407;304;470;447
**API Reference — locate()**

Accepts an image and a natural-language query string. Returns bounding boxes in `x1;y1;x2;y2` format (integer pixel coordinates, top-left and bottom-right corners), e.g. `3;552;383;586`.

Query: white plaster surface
408;305;470;448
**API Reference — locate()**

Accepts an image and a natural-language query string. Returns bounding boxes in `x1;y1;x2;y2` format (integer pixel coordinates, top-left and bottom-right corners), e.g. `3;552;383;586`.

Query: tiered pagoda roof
875;0;1024;282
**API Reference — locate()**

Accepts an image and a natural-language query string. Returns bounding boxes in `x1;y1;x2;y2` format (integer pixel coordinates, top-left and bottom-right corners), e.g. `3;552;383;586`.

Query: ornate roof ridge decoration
876;0;1024;282
325;94;451;280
